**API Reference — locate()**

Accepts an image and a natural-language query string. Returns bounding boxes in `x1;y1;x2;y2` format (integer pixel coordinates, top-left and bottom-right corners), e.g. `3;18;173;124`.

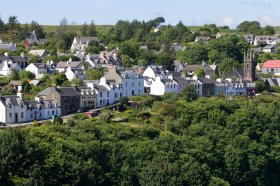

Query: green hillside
274;26;280;33
42;25;114;34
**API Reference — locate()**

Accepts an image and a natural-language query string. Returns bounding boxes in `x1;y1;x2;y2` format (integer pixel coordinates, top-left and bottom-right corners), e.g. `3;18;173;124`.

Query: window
107;92;109;97
100;92;102;97
21;112;24;118
246;63;249;70
100;100;102;105
9;113;12;118
21;104;23;108
115;93;117;98
31;113;33;118
126;82;128;87
9;104;12;109
39;112;42;117
48;111;50;115
132;82;134;87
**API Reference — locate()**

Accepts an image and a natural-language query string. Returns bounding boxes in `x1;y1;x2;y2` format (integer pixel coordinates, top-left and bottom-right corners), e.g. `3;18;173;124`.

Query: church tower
244;51;256;82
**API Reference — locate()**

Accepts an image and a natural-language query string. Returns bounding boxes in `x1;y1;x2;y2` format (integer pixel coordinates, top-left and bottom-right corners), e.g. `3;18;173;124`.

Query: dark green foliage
85;67;105;80
155;52;174;70
194;68;206;77
176;43;208;64
73;113;88;120
255;80;266;93
85;41;105;54
237;21;275;35
120;96;129;106
1;96;280;185
181;84;198;101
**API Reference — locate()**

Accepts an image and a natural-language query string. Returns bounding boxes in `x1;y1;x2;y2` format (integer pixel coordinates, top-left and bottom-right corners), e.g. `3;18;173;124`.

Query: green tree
155;52;174;70
255;80;266;93
28;55;42;64
194;68;205;77
85;67;105;80
181;84;198;101
19;70;35;80
88;20;97;37
176;43;208;64
81;22;88;36
30;20;45;38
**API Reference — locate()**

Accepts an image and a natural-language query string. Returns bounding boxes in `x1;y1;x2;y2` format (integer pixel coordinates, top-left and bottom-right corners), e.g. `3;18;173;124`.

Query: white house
263;45;277;53
0;41;17;51
98;77;123;105
0;93;27;124
56;59;83;73
195;36;211;43
170;43;183;51
26;98;61;121
65;66;85;81
25;63;47;79
143;66;164;79
70;36;99;52
254;36;278;46
0;92;61;124
0;60;21;76
150;76;177;96
29;50;47;58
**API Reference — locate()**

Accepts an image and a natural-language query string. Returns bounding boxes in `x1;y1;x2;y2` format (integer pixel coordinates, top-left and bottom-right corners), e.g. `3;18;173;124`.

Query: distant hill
42;25;114;34
41;25;280;35
274;26;280;34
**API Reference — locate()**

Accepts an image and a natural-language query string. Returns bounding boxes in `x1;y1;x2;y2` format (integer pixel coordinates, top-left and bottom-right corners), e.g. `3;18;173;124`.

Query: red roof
262;60;280;68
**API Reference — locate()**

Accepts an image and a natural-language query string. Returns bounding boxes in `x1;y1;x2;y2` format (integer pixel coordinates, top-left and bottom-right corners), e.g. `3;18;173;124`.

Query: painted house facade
105;67;144;97
262;60;280;75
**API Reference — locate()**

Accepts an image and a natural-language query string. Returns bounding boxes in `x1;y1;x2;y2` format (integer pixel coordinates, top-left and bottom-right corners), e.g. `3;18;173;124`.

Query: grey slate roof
184;65;214;72
227;68;244;79
56;61;82;68
9;80;22;86
173;77;188;84
198;77;216;84
263;45;276;49
161;79;174;84
94;85;109;92
37;86;81;97
0;96;23;106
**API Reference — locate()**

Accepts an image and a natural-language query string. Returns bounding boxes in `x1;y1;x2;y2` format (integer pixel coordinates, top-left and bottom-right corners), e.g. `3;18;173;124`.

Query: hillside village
0;17;280;124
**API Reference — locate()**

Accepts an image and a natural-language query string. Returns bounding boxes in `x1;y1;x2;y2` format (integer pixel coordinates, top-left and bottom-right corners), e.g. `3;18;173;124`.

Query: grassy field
274;26;280;34
42;25;114;34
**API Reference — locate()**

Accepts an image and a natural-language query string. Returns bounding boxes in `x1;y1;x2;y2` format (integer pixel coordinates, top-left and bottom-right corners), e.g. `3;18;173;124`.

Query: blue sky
1;0;280;28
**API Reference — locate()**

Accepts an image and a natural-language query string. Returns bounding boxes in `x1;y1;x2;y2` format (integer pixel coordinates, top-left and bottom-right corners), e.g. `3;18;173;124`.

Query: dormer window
21;104;23;108
9;104;12;109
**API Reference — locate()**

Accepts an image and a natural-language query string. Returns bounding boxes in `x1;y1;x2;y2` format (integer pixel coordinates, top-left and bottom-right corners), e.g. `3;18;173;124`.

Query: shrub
73;113;88;120
143;127;160;139
53;117;63;125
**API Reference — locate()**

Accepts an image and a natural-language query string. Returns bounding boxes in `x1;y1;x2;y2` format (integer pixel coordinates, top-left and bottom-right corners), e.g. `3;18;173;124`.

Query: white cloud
217;16;237;28
258;15;280;26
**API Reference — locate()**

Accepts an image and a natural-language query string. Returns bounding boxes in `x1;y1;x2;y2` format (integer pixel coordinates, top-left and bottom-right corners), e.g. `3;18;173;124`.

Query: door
15;113;18;122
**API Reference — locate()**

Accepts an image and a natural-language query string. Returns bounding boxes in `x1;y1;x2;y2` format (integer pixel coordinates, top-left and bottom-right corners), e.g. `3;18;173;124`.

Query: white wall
143;67;156;79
